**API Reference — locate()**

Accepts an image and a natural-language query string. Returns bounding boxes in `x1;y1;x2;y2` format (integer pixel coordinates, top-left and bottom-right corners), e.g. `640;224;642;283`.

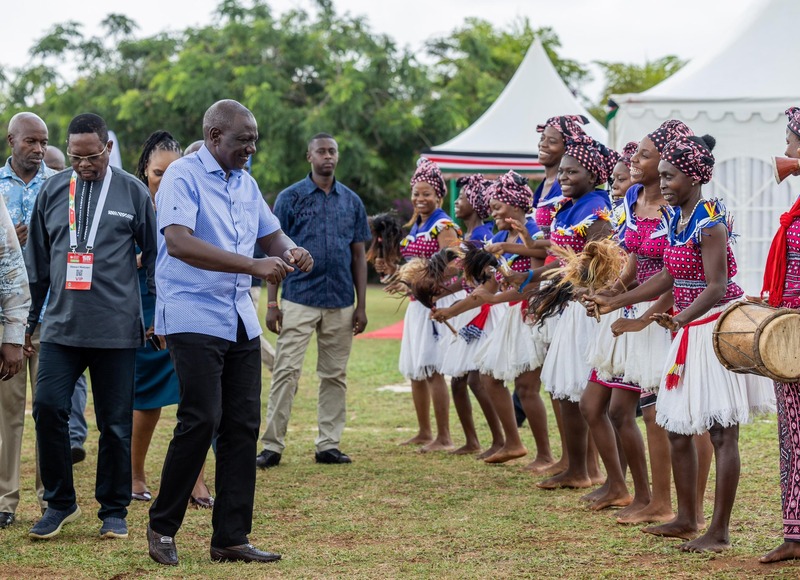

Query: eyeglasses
67;143;109;164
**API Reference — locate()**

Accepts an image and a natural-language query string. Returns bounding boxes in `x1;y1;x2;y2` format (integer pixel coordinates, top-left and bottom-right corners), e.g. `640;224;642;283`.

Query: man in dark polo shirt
256;133;370;468
25;113;157;541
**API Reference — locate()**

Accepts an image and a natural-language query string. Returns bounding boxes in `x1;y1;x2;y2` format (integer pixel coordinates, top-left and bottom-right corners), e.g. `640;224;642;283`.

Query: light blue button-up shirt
154;145;281;341
0;157;56;229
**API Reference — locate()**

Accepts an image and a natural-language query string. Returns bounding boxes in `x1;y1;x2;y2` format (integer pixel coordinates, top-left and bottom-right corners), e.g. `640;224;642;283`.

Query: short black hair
67;113;109;144
308;132;335;148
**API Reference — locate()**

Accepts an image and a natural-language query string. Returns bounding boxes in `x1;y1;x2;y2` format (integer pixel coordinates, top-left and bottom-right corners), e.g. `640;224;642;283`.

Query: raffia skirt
587;299;673;393
542;300;598;402
399;291;466;381
655;303;776;435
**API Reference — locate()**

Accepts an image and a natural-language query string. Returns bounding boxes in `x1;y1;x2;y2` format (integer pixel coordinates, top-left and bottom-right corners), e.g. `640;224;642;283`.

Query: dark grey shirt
25;168;157;348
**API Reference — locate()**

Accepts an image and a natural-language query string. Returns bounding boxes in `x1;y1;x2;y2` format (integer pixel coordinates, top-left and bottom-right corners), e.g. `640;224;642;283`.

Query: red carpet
358;320;404;340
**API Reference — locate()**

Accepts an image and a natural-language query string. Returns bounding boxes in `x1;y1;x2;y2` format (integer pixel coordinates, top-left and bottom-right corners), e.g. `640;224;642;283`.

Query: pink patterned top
779;217;800;309
400;208;460;260
661;199;743;312
532;180;564;239
624;218;669;285
490;218;539;284
549;189;612;254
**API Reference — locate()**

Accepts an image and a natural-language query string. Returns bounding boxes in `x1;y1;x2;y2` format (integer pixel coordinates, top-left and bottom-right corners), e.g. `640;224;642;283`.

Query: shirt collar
0;156;53;183
303;172;340;195
197;144;242;178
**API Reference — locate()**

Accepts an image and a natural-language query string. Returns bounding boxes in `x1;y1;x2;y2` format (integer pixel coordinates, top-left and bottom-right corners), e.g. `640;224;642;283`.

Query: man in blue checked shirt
256;133;370;470
147;100;312;566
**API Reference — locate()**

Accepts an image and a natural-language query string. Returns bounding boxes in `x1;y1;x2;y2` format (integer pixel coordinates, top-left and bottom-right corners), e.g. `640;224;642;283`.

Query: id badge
66;252;94;290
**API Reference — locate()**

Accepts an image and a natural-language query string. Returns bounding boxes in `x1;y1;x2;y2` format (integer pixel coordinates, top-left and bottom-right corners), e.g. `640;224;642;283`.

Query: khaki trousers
261;300;354;453
0;329;45;513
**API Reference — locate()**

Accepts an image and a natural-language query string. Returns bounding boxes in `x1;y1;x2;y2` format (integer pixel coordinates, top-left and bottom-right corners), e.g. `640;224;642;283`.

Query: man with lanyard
256;132;370;469
147;100;312;566
0;113;40;531
25;113;157;541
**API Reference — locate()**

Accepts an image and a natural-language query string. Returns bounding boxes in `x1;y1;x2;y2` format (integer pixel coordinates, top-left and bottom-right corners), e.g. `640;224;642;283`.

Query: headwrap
661;135;715;185
786;107;800;138
536;115;589;141
619;141;639;169
457;174;492;219
486;171;534;212
646;119;694;154
410;157;446;199
563;135;614;185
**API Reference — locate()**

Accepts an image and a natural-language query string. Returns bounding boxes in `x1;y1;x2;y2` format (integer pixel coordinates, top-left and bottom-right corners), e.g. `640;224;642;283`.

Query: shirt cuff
3;323;26;345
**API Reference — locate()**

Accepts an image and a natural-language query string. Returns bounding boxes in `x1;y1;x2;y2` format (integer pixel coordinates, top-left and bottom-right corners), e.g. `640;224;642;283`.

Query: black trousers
33;343;136;519
149;321;261;548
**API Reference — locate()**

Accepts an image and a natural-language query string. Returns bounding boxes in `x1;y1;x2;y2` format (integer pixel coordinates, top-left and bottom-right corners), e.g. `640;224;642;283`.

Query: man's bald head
202;100;254;138
44;146;66;171
183;140;204;156
8;112;46;138
7;112;49;181
202;99;258;175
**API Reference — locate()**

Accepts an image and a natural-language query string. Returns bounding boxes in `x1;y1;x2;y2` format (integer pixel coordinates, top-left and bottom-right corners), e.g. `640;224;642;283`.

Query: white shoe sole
28;505;82;539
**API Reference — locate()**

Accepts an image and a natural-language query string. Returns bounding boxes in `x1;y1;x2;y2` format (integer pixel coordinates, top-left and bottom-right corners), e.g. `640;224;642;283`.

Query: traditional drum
712;301;800;382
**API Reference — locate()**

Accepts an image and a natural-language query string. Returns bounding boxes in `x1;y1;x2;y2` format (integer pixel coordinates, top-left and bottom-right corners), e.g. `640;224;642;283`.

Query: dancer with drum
760;106;800;564
440;175;504;456
392;158;461;452
591;133;774;552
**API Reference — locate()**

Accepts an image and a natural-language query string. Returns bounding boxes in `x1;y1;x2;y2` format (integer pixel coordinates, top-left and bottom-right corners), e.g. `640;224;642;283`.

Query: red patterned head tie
536;114;589;141
646;120;694;154
786;107;800;138
661;135;715;184
619;141;639;169
564;135;613;184
457;174;492;219
486;170;534;212
410;157;447;199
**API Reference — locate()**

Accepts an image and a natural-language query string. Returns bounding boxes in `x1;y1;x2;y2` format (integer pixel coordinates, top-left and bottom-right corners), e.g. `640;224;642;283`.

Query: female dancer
435;171;547;465
760;106;800;564
394;158;461;452
132;131;213;507
592;134;774;552
441;175;503;456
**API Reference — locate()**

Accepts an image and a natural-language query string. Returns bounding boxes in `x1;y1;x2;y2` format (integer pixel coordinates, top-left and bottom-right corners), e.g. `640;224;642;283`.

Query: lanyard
68;168;112;252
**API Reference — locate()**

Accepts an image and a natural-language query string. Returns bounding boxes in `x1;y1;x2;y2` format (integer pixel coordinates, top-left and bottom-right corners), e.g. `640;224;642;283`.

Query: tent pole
448;178;457;219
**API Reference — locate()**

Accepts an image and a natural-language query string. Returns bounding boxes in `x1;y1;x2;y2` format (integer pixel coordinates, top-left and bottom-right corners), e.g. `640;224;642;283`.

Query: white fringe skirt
475;301;542;382
399;291;466;381
587;299;674;393
440;303;494;378
542;300;598;402
655;303;776;435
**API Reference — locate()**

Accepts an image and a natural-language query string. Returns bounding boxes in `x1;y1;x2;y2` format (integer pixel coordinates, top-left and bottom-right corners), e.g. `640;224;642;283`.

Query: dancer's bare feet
483;445;528;464
399;434;433;446
540;457;568;476
590;473;606;486
760;541;800;564
420;438;454;453
614;499;666;524
522;456;556;474
642;519;698;541
581;481;608;503
477;442;504;460
537;471;592;489
589;491;633;511
450;443;481;456
678;532;730;553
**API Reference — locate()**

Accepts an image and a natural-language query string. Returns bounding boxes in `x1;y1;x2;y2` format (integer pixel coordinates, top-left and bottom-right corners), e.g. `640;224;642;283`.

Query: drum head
760;312;800;381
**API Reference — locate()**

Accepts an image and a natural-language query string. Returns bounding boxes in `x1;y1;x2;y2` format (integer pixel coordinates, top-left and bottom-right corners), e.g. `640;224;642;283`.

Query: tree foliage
0;0;599;212
596;56;686;106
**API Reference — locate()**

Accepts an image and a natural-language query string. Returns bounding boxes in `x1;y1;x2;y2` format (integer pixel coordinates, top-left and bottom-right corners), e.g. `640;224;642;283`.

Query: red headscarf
787;107;800;138
661;135;715;184
619;141;639;169
647;120;694;154
410;157;447;199
486;171;534;212
536;115;589;141
457;174;492;219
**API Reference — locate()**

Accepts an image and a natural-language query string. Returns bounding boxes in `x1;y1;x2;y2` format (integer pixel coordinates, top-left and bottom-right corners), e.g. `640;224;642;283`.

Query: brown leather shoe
210;543;281;563
147;525;178;566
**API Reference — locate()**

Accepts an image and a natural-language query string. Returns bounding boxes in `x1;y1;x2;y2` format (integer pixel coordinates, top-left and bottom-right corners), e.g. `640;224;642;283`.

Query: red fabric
358;320;404;340
465;303;492;330
763;196;800;307
664;310;723;390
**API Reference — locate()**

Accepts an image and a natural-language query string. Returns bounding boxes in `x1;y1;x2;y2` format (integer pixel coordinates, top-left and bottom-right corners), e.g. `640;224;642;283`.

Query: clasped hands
252;247;313;284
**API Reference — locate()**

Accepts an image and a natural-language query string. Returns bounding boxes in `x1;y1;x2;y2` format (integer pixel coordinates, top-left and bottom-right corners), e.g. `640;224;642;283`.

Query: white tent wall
609;0;800;293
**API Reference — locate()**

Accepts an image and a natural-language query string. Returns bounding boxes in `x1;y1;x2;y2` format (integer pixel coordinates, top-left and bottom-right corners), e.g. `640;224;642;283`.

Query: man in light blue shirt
148;100;312;567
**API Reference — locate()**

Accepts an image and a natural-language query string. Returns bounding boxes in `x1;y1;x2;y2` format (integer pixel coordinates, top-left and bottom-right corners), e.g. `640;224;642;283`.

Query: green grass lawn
2;285;798;578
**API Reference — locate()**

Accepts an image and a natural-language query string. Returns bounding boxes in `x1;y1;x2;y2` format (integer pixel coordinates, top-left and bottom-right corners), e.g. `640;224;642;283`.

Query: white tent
609;0;800;293
424;38;607;176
